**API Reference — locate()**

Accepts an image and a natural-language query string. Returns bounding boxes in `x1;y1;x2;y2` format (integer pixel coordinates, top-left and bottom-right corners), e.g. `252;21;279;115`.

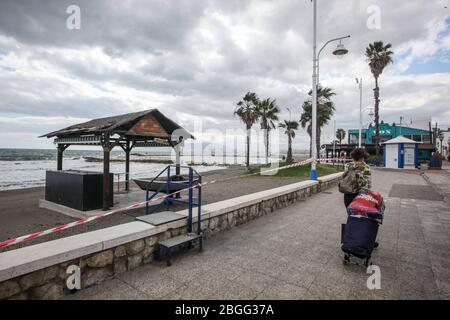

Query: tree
300;85;336;157
256;98;280;165
365;41;394;162
279;120;299;163
336;128;346;145
234;92;260;168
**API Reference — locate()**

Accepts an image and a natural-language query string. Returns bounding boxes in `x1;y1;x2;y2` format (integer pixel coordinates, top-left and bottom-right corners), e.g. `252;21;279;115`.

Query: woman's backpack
339;167;360;194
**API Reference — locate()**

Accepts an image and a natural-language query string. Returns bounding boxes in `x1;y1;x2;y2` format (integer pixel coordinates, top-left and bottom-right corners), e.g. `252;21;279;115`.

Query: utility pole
356;78;362;147
311;0;318;180
309;0;349;179
333;119;336;160
400;116;403;136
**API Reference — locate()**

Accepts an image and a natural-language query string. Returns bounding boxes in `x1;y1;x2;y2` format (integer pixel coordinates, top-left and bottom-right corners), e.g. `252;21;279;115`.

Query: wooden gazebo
41;109;193;210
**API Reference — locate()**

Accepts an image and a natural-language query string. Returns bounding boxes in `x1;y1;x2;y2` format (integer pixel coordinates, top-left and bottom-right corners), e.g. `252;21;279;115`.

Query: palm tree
365;41;394;162
234;92;260;168
336;128;346;145
256;98;280;165
300;85;336;157
279;120;299;163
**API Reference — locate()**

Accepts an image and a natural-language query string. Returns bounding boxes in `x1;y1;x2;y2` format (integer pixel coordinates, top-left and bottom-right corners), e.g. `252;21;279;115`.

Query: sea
0;148;284;191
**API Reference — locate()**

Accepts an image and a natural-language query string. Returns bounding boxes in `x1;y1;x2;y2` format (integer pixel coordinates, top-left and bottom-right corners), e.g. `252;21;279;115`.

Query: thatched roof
41;109;193;140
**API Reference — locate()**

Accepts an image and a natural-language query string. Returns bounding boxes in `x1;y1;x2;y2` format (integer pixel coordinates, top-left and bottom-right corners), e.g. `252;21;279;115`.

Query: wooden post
57;145;64;171
125;140;130;192
102;134;111;211
57;144;68;170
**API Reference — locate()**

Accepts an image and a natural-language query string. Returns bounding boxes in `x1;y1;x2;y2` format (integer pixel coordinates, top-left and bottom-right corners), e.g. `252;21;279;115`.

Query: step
135;211;186;226
159;233;202;249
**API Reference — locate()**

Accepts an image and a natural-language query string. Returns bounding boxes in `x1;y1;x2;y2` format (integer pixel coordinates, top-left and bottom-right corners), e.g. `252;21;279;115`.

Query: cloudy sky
0;0;449;151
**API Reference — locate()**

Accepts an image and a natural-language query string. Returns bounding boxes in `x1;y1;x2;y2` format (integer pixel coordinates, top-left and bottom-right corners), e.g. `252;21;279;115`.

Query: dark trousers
344;193;358;208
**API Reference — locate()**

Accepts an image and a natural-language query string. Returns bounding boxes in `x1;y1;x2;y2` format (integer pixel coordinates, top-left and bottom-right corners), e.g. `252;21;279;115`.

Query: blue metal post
145;187;149;215
398;143;404;169
188;168;193;233
197;175;202;235
310;163;318;180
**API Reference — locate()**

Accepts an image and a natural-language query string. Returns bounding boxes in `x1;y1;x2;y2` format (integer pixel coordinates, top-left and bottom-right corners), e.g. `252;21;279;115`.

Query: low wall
0;173;343;300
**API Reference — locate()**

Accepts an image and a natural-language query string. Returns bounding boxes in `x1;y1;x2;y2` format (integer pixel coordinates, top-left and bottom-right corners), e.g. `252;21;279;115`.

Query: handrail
144;165;203;215
144;166;168;191
167;164;202;181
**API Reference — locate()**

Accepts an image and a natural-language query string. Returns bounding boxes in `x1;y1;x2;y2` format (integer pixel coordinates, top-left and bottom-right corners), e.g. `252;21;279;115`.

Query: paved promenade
66;168;450;300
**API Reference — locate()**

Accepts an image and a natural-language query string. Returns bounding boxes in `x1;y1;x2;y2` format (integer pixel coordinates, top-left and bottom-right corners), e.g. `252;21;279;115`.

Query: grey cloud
0;0;207;54
0;0;449;147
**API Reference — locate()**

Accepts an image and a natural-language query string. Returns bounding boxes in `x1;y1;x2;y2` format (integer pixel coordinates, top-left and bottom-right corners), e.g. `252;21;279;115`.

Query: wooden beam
102;134;111;211
125;140;130;192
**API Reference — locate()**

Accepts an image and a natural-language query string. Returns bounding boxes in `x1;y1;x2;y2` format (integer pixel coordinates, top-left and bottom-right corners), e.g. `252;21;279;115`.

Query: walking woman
342;148;372;208
340;147;379;251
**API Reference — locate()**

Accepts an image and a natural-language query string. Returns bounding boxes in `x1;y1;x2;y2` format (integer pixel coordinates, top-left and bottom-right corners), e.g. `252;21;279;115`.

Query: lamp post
399;116;403;136
333;119;336;159
356;78;363;147
310;0;350;180
356;106;374;145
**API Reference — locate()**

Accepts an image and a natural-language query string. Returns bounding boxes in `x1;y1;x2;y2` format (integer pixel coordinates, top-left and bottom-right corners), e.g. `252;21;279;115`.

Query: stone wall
0;236;159;300
0;174;342;300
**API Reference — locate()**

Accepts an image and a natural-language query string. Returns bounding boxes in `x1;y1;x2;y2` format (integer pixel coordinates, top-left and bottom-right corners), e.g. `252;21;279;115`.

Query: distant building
347;122;431;145
346;121;433;161
382;136;420;169
435;128;450;159
324;121;434;162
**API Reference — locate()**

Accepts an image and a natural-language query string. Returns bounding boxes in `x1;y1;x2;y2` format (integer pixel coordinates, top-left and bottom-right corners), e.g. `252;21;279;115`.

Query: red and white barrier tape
316;157;352;162
0;157;346;249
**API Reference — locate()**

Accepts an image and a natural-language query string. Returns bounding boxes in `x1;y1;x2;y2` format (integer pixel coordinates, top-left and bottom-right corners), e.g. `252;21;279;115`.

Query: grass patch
247;162;344;178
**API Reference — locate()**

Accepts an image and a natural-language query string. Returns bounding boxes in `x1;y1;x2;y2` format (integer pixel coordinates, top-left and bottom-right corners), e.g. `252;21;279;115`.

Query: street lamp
317;36;351;83
333;40;349;57
310;0;350;180
367;107;375;118
356;78;363;148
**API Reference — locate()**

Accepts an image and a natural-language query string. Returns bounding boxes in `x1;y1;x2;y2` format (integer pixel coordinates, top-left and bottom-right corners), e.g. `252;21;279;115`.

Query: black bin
45;170;113;211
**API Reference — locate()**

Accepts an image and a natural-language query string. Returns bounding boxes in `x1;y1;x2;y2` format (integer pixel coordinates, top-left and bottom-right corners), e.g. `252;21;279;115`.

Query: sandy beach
0;165;314;252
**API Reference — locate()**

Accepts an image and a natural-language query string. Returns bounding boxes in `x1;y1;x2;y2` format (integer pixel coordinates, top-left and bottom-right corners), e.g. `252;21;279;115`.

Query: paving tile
118;264;185;299
347;288;390;300
307;281;352;300
231;271;278;295
164;284;217;300
397;246;431;266
209;280;261;300
256;282;312;300
63;278;150;300
274;263;321;289
394;262;440;299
